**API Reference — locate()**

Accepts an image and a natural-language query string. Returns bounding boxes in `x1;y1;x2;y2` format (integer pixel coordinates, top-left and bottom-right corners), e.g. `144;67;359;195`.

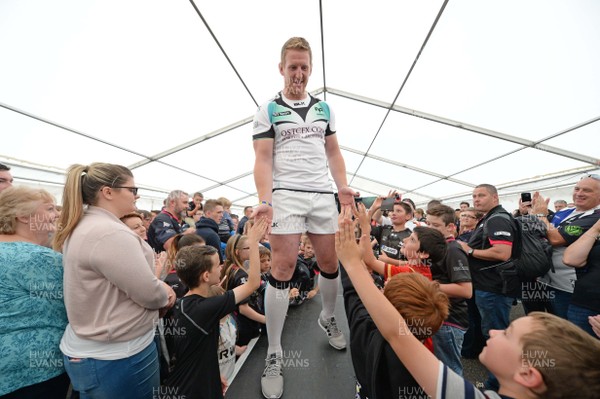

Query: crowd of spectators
1;161;600;399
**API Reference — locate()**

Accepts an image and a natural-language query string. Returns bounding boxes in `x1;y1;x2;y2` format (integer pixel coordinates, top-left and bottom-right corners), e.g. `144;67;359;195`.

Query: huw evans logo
155;318;186;337
398;386;429;399
29;350;63;368
153;386;186;399
399;318;433;338
280;350;309;368
522;349;556;369
30;282;63;299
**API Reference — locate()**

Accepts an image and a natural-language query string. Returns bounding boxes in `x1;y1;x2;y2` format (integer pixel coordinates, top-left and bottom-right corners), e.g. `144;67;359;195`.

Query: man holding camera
514;191;554;221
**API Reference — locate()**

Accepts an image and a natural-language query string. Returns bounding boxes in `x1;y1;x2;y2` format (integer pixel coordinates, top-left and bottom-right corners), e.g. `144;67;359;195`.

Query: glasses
582;173;600;181
460;214;477;219
112;186;139;195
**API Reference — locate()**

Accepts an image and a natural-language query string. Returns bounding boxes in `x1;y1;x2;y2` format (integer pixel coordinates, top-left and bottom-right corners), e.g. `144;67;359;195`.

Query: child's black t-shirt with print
164;291;236;399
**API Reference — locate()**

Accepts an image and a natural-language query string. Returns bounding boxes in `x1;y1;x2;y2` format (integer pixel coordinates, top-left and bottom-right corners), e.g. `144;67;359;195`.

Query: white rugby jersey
253;92;336;192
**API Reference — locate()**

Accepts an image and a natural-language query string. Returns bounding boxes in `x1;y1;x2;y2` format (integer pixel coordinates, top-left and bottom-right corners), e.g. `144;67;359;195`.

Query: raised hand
248;216;269;243
335;206;362;268
251;204;273;235
337;186;359;208
371;190;399;211
355;202;371;232
531;191;550;215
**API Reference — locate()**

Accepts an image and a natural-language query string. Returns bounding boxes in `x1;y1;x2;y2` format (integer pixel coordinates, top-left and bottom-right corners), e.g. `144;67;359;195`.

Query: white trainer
318;314;347;350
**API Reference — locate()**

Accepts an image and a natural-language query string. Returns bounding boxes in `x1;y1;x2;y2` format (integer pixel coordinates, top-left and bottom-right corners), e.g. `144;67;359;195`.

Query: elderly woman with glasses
52;163;176;399
0;186;69;398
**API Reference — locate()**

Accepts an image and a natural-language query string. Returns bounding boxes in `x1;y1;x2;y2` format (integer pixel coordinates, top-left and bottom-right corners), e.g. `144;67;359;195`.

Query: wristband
260;200;272;207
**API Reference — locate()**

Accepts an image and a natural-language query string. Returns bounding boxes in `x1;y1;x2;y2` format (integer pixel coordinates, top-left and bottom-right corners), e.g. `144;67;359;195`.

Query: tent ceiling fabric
1;0;599;212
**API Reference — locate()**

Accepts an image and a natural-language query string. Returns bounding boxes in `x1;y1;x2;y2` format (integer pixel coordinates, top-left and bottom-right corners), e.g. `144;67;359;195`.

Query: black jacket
341;267;425;399
195;217;223;263
237;215;249;235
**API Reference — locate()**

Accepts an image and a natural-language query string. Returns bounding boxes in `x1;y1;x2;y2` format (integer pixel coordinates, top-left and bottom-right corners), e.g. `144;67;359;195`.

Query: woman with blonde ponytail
54;163;176;398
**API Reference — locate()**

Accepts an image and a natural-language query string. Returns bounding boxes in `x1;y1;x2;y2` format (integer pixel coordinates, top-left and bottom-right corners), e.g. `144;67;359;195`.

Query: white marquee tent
1;0;599;213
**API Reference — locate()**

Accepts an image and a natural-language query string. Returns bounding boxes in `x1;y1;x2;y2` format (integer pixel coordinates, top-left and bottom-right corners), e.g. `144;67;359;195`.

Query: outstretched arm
563;218;600;267
359;234;386;276
531;191;566;246
233;217;268;304
356;202;386;276
253;139;274;232
336;208;440;397
325;134;358;206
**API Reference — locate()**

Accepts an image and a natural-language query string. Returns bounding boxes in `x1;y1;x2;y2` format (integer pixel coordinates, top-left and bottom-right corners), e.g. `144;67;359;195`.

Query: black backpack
483;213;553;282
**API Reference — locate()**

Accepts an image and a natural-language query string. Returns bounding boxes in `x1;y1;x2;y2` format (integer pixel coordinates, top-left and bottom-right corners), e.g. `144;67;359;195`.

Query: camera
381;194;402;211
521;192;532;203
334;194;376;212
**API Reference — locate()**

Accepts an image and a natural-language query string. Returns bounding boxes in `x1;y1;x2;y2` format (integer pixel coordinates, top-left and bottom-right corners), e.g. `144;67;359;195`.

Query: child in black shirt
163;218;268;399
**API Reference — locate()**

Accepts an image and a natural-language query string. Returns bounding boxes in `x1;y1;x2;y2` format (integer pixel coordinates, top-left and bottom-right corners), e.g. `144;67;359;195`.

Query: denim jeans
520;280;552;315
63;341;160;399
568;304;598;338
548;288;572;320
462;296;485;359
432;324;466;376
475;290;513;339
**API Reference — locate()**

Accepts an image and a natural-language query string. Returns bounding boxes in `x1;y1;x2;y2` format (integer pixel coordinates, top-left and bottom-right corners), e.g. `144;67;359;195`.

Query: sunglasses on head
581;173;600;181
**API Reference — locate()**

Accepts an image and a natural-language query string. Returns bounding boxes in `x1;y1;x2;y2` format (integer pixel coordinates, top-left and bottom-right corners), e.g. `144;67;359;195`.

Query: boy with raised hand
356;202;446;282
337;207;600;399
341;237;449;398
164;217;268;399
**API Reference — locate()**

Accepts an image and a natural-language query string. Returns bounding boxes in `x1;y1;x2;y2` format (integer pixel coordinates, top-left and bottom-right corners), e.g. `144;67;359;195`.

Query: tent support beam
340;145;476;188
326;88;599;165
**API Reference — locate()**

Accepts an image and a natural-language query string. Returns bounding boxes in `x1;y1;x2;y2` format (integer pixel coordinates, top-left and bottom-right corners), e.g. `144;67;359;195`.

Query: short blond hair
0;186;55;234
280;37;312;66
204;199;223;213
301;233;312;246
216;197;232;208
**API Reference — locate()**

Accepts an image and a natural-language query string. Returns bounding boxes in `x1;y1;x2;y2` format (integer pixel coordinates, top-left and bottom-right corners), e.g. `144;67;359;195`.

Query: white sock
319;273;339;319
265;282;290;356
